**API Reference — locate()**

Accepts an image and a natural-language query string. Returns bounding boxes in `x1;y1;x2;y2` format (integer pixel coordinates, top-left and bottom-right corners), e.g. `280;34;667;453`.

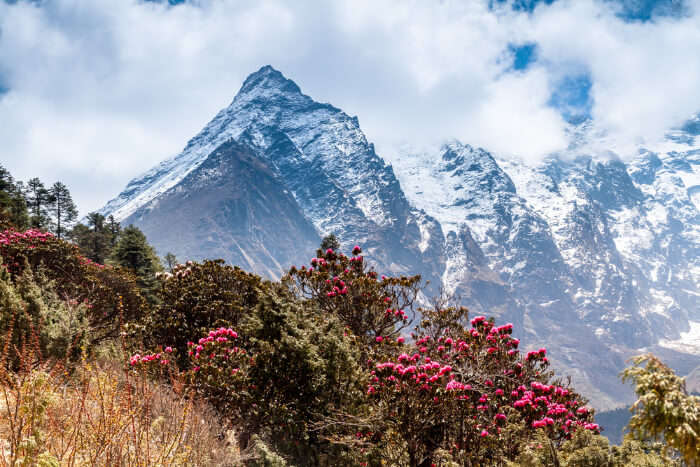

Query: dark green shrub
135;285;367;465
0;263;89;368
0;229;145;355
141;259;264;367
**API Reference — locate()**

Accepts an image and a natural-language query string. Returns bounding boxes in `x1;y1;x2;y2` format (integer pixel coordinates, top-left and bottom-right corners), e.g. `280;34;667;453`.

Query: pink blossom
470;315;486;327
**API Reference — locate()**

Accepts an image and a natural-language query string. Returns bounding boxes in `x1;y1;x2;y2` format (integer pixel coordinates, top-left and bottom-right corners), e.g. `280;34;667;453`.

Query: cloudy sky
1;0;699;214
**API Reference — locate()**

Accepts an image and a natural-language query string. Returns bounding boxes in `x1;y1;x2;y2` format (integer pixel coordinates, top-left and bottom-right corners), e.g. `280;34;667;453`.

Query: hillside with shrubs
0;164;697;466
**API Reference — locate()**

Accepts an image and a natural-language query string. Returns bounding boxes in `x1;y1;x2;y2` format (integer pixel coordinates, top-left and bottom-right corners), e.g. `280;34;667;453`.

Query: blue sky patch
608;0;686;22
509;43;538;71
490;0;684;20
548;73;593;124
490;0;556;13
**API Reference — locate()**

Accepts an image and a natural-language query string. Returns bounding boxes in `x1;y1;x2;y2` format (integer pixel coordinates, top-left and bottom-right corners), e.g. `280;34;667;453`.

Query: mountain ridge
99;65;700;409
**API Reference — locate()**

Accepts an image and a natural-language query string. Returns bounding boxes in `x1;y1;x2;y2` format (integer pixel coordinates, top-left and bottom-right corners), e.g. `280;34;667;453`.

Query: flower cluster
179;327;248;391
511;381;598;434
286;244;420;343
365;313;598;463
0;228;53;245
129;346;173;366
0;229;55;273
187;327;240;361
0;228;107;272
78;256;106;269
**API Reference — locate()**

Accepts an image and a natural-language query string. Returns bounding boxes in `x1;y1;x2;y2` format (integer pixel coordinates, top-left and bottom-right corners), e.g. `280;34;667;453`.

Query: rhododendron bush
285;246;420;348
135;277;367;465
129;244;616;465
141;259;263;367
0;229;143;363
362;309;599;465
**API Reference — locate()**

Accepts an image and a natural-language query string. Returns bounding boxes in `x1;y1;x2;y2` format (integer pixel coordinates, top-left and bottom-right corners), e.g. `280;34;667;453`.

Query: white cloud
528;0;700;154
0;0;699;213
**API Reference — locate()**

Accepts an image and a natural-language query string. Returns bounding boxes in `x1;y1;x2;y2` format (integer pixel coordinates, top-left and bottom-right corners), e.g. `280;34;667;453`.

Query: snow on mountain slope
102;65;445;286
101;66;699;408
391;141;572;304
390;130;699;407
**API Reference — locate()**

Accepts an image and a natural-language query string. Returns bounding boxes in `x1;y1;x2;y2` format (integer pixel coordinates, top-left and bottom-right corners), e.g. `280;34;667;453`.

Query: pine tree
320;233;341;252
48;181;78;239
0;165;28;229
69;212;111;264
87;212;105;231
106;215;121;246
25;177;52;229
110;225;162;302
164;252;178;272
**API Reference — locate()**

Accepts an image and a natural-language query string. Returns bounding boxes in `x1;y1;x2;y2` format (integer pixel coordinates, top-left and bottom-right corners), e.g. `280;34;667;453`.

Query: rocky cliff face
100;66;699;409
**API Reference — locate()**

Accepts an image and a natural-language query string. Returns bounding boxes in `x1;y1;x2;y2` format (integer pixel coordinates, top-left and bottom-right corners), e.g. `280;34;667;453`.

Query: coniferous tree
0;165;28;229
48;181;78;239
110;225;162;302
320;233;341;252
87;212;105;231
164;252;178;272
106;215;121;246
25;177;52;229
86;212;110;263
69;212;112;264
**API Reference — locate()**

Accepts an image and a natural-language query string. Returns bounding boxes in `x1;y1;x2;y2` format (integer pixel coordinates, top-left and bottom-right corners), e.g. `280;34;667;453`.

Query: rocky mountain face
100;66;699;409
104;66;445;285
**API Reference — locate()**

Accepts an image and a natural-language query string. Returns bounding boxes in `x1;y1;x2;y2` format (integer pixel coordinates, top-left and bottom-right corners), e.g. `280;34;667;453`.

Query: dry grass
0;357;242;466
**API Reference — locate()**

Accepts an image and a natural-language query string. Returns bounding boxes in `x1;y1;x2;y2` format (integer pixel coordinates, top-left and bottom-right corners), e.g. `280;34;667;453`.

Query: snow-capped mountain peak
99;66;699;409
237;65;302;100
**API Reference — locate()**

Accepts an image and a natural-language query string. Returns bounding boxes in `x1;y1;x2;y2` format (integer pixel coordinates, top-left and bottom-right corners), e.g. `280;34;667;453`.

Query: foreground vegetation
0;165;697;465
